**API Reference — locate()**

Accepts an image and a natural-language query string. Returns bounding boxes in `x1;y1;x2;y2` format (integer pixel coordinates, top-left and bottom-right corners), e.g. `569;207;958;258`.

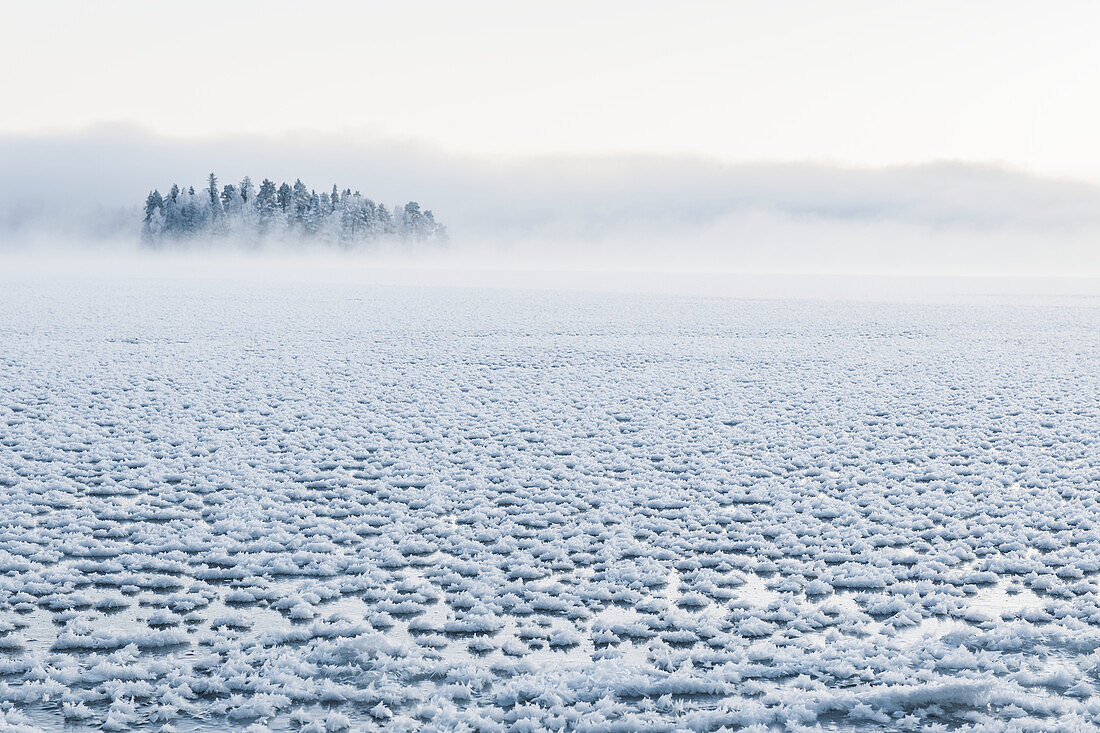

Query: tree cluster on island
142;174;446;245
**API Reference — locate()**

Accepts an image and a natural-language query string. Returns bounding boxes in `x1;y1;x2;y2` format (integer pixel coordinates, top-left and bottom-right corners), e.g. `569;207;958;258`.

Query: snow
0;273;1098;731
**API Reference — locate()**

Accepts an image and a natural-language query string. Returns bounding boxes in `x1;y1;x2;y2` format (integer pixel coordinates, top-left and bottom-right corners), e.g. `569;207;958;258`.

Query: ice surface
0;274;1098;731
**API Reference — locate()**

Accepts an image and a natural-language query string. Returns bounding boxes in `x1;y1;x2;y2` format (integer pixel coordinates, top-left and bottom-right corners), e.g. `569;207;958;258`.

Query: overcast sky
3;1;1100;275
5;1;1099;176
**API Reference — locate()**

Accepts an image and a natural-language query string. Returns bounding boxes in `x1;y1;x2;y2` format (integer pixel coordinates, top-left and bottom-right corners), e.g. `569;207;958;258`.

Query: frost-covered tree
376;203;393;236
142;190;165;243
277;182;292;212
238;176;255;205
255;179;279;234
220;184;238;212
205;173;224;230
180;188;201;233
303;191;322;235
163;185;183;233
401;201;422;237
144;190;164;224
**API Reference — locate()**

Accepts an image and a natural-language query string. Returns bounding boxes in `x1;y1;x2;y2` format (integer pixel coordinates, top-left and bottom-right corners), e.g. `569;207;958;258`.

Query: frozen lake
1;273;1099;731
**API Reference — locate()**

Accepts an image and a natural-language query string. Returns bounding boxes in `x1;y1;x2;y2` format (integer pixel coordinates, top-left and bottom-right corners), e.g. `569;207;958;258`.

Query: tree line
142;174;446;245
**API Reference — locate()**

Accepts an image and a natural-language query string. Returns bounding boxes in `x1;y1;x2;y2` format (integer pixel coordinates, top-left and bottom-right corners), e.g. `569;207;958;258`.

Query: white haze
2;125;1100;280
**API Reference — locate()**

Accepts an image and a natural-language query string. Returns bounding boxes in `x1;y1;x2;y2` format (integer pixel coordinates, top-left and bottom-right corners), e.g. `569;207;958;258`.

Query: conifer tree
277;182;292;211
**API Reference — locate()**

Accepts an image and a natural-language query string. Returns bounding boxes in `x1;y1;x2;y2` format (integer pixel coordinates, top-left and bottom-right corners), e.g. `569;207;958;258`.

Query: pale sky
4;1;1100;179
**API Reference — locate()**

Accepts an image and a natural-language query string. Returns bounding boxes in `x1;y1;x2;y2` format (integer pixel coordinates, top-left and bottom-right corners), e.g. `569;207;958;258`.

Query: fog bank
3;125;1100;276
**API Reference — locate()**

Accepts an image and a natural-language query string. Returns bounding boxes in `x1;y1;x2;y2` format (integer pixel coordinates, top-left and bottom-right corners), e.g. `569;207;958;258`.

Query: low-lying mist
3;125;1100;284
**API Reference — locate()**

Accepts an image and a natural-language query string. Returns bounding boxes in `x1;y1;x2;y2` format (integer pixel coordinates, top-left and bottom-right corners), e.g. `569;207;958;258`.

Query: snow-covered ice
0;274;1099;731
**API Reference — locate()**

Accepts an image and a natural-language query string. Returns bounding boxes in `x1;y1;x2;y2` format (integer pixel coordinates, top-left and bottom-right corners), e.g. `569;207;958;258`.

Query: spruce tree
144;190;164;223
206;173;222;220
277;182;292;211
